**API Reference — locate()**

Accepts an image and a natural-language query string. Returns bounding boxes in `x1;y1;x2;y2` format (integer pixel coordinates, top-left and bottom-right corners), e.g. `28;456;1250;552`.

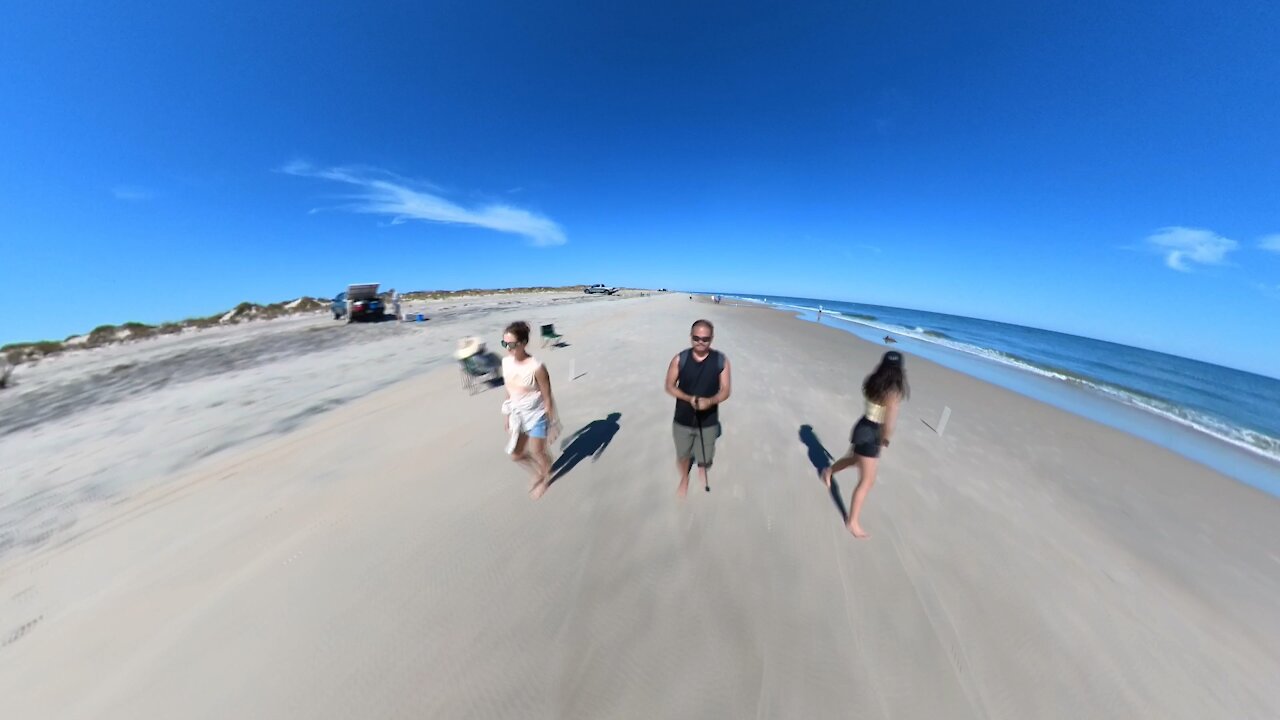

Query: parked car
345;283;385;322
331;292;347;320
584;284;618;295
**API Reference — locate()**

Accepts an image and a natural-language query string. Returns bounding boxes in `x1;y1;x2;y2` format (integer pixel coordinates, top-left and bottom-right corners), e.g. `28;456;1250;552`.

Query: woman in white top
501;321;560;499
822;351;909;538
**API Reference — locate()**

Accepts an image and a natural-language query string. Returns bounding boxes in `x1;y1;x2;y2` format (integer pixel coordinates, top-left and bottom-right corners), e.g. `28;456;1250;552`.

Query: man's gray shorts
673;422;721;468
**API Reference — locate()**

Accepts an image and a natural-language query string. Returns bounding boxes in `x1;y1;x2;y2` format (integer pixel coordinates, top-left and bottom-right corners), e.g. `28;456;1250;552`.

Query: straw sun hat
454;336;485;360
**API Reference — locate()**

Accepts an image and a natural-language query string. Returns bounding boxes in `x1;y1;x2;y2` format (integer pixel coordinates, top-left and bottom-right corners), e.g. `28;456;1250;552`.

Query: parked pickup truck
584;284;618;295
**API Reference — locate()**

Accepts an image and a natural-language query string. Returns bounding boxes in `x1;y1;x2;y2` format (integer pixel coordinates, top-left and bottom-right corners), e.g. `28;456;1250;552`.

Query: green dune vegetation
1;297;331;366
0;288;608;368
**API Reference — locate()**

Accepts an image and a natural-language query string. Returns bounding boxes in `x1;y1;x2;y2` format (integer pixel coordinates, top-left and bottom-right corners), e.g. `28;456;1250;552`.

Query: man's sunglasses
501;340;524;349
691;335;713;343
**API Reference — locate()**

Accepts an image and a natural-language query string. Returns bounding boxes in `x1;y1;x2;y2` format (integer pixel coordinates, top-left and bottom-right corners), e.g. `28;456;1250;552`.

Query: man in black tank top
664;319;733;498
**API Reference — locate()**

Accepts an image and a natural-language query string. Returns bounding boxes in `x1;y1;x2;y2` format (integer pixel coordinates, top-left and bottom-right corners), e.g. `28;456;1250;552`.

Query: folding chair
540;323;564;348
459;352;501;395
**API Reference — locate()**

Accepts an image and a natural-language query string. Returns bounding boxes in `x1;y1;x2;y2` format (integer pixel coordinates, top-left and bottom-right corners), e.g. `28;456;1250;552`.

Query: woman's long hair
863;352;909;402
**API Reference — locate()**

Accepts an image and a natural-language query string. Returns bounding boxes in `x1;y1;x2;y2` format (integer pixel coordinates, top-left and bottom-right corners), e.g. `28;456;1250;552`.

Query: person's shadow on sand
550;413;622;485
799;424;848;521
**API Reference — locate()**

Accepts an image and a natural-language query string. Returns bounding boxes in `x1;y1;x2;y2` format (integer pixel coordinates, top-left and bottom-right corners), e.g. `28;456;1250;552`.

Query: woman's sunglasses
501;339;524;349
691;335;713;343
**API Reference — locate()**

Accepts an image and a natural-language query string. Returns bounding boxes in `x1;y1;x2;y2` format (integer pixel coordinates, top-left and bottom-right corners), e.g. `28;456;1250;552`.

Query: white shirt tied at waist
501;391;546;454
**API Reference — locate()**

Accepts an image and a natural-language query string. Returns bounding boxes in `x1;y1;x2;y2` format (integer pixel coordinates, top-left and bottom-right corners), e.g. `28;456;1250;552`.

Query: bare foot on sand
821;466;833;489
677;480;689;499
529;478;549;500
847;522;869;539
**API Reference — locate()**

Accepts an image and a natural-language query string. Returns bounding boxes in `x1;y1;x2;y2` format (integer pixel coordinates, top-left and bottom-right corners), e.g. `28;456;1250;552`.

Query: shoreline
723;294;1280;495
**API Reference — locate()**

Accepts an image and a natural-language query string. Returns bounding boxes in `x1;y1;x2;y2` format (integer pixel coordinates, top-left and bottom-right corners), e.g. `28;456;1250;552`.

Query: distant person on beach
823;351;909;538
817;305;823;322
501;321;560;500
665;319;732;497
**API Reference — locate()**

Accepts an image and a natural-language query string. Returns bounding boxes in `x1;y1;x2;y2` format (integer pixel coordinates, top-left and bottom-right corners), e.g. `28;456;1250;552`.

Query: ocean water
724;293;1280;493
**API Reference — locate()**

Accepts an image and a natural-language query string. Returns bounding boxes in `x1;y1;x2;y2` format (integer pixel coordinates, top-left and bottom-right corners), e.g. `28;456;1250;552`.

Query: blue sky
2;1;1278;377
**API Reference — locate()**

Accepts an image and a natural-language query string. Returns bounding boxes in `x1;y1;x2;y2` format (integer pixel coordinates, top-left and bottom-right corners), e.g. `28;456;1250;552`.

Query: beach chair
540;324;564;348
459;352;501;395
455;337;501;395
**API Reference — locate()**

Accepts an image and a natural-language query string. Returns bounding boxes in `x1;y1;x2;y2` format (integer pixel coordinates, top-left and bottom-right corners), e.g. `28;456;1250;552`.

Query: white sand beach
1;291;1277;719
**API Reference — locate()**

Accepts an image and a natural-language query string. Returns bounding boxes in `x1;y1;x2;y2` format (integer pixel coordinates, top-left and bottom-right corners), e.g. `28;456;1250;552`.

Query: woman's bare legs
821;454;859;489
526;436;554;499
846;456;878;538
510;434;541;483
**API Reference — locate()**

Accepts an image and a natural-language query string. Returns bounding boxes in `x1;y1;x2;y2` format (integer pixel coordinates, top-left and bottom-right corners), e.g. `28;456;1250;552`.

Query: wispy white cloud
1259;234;1280;253
112;186;154;201
281;161;566;247
1144;226;1237;272
1252;282;1280;300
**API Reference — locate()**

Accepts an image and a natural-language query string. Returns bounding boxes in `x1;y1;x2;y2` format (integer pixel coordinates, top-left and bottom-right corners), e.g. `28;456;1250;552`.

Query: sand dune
1;292;1276;718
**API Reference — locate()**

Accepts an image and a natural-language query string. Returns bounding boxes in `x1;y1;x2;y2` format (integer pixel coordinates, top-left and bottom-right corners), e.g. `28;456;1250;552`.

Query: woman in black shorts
822;351;909;539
